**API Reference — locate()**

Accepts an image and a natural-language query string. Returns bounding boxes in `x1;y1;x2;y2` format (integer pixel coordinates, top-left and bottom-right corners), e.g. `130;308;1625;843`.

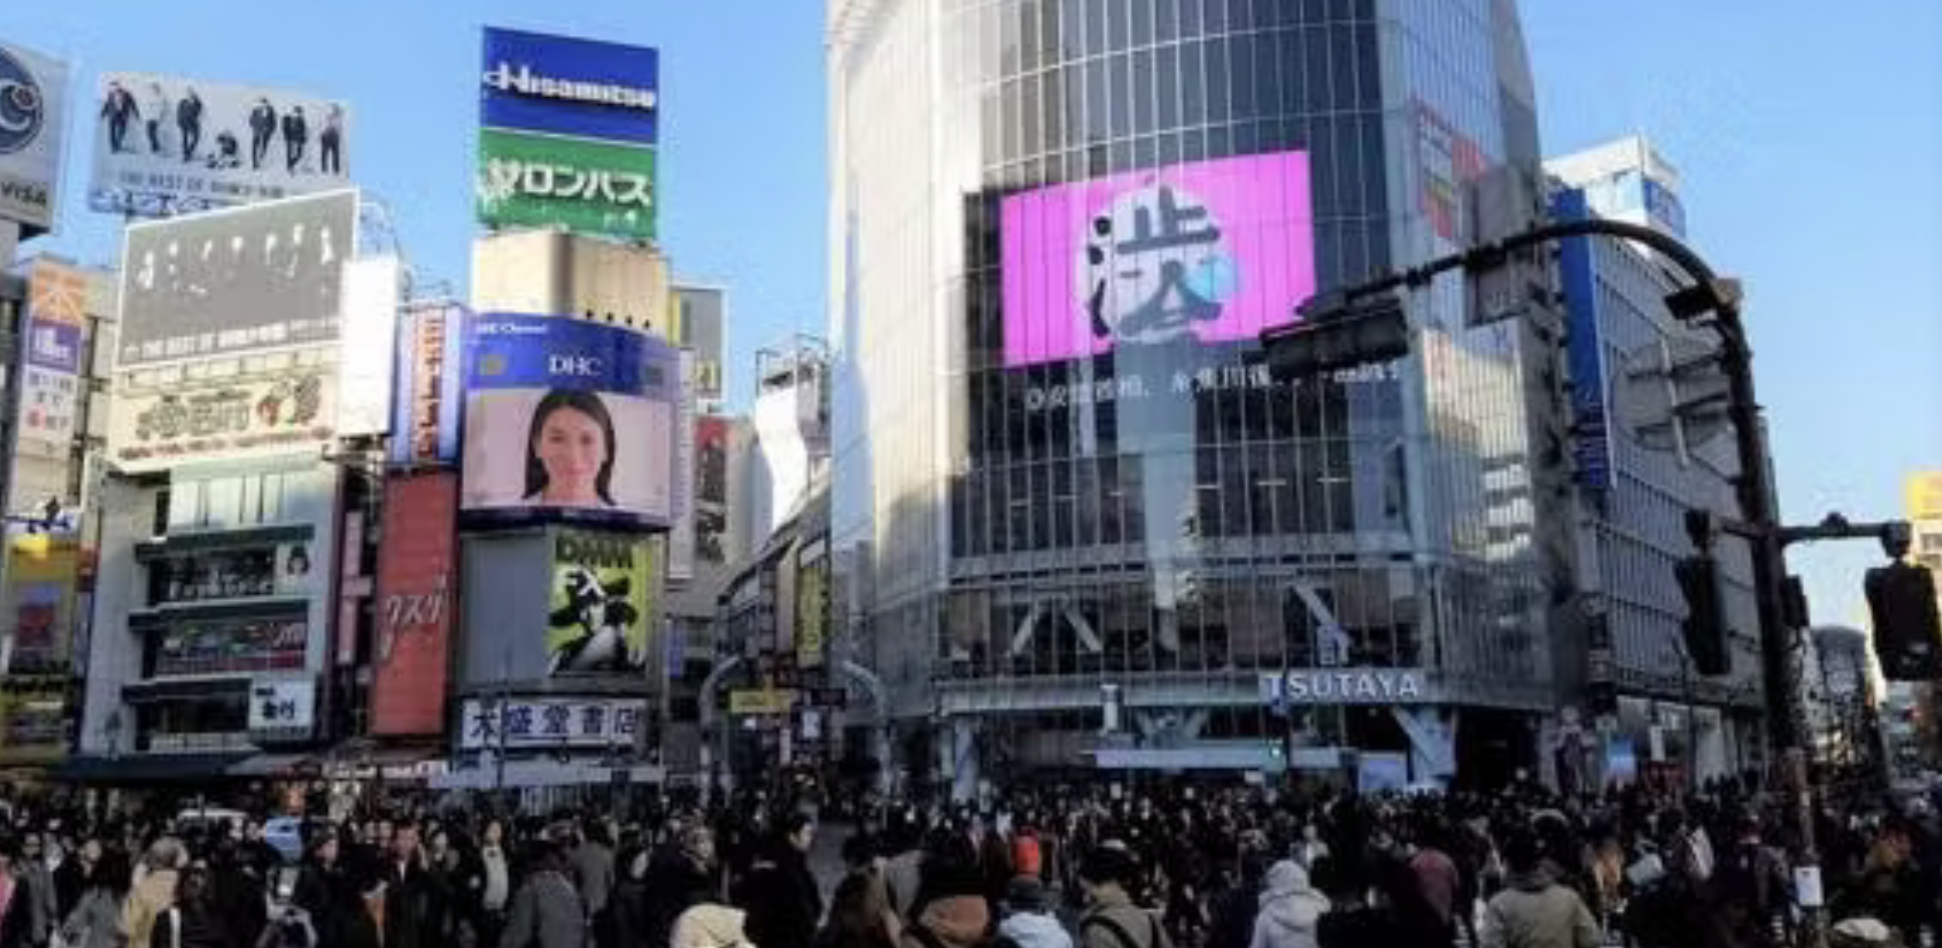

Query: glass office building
829;0;1571;794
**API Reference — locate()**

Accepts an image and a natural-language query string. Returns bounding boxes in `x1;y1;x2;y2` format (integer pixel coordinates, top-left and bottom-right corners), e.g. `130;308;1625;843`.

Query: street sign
1614;334;1730;454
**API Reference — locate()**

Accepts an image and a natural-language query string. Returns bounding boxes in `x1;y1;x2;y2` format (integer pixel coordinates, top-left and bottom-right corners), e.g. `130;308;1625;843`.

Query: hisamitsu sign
480;28;659;146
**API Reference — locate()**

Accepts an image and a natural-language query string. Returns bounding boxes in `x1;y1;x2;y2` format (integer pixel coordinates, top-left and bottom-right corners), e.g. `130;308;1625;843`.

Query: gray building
1548;138;1765;789
829;0;1573;795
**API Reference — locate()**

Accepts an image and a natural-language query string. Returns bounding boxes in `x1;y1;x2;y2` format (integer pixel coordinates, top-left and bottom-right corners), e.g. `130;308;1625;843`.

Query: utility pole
1266;216;1827;945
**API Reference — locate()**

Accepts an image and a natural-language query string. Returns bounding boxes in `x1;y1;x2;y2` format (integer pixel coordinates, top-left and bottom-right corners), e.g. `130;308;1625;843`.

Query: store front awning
319;743;445;781
57;752;250;784
226;753;316;778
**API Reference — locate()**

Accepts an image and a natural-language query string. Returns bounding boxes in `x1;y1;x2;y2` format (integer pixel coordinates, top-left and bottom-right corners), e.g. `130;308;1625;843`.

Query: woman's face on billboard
535;404;607;505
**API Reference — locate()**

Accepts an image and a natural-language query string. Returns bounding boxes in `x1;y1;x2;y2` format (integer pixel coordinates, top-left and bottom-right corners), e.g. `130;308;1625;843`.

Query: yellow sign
729;688;797;716
1907;472;1942;522
795;555;827;670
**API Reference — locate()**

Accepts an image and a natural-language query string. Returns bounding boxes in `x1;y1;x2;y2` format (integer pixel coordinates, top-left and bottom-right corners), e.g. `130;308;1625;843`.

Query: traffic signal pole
1273;217;1826;945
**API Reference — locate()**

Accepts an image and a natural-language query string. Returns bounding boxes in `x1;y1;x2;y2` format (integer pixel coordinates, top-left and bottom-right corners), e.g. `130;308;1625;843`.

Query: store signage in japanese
476;28;659;242
477;129;655;242
457;696;645;750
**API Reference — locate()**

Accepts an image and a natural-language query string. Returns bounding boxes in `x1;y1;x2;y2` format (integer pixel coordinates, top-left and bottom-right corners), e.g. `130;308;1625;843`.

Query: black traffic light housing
1867;561;1942;681
1262;291;1411;380
1677;509;1732;676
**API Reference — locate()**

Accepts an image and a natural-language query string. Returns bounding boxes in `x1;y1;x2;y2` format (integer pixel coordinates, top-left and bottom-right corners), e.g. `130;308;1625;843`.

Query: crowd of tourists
0;774;1935;948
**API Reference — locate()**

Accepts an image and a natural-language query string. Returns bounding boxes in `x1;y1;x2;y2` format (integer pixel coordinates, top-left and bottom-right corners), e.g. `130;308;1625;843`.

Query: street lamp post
1268;216;1825;942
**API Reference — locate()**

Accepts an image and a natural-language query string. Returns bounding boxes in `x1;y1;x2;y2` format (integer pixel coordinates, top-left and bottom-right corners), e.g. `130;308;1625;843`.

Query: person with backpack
1076;845;1171;948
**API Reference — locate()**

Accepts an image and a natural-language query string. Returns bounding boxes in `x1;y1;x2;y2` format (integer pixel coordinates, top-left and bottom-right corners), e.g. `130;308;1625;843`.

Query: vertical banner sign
1553;189;1613;495
694;416;729;565
0;41;70;235
477;28;660;242
666;350;697;582
371;473;458;736
795;538;828;670
16;260;87;459
390;302;467;466
337;256;401;437
547;529;653;676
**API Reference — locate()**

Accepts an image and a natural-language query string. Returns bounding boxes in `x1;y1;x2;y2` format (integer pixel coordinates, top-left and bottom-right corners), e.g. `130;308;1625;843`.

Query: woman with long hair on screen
523;389;619;508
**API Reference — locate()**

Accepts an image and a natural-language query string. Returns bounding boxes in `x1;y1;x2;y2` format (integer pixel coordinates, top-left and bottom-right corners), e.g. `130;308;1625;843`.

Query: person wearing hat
1077;844;1170;948
1248;860;1329;948
996;876;1071;948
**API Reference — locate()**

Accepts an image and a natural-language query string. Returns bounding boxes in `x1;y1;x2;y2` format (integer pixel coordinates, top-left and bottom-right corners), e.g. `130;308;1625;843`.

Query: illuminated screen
1000;151;1316;367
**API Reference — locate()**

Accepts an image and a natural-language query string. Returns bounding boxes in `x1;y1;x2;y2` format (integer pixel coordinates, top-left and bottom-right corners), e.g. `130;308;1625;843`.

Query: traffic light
1676;553;1731;676
1262;291;1410;380
1866;561;1942;681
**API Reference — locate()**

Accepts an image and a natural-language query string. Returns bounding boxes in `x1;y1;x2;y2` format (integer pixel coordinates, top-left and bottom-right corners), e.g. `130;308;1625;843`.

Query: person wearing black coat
293;835;379;948
381;825;439;948
736;815;824;948
601;846;652;948
645;825;719;948
280;108;308;174
247;99;277;170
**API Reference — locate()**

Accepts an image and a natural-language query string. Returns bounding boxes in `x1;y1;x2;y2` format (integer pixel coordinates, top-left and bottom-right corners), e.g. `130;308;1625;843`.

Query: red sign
369;472;458;736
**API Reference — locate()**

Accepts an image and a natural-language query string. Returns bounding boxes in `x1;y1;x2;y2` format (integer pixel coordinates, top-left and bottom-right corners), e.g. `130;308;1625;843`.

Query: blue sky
13;2;1938;626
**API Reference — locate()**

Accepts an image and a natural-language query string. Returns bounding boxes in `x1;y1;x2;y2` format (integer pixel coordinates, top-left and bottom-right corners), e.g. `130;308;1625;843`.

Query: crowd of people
0;774;1935;948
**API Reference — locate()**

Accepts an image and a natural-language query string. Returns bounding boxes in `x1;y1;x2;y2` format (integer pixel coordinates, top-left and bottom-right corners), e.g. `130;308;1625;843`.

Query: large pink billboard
1001;151;1316;367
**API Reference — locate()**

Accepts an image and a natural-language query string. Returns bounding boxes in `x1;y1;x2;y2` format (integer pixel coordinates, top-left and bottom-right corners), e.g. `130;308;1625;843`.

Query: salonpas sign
477;128;656;242
1262;668;1435;705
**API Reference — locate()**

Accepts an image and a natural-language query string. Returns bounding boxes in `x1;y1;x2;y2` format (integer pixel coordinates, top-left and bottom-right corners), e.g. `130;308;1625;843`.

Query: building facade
0;260;116;775
1548;138;1766;788
829;0;1572;795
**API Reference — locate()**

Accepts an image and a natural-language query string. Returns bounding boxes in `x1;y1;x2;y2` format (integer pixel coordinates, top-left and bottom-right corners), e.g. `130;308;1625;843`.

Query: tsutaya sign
1266;668;1433;705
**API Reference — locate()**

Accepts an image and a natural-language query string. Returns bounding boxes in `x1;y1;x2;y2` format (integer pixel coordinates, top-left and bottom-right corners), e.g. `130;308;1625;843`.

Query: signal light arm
1311;215;1833;948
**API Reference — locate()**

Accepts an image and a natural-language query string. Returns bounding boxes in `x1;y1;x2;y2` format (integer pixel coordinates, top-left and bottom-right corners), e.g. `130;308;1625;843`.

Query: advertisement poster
391;302;467;466
478;28;659;242
795;541;827;670
337;256;401;437
1000;151;1315;367
674;285;725;403
107;369;337;474
370;473;457;736
15;260;87;458
694;416;729;564
0;41;70;235
89;73;351;217
0;686;66;763
546;529;653;676
117;190;356;369
480;28;659;145
1;534;79;676
154;617;305;676
477;129;656;243
1554;189;1612;493
461;313;678;527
